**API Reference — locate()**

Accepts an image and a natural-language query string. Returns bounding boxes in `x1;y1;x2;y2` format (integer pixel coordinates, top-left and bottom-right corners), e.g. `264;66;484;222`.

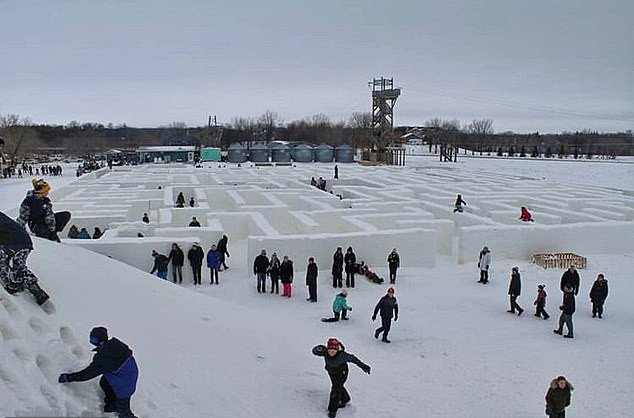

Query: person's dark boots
104;402;117;413
27;283;50;305
517;309;524;316
374;329;380;339
544;314;550;320
553;329;562;335
382;338;391;343
564;334;574;339
328;410;337;418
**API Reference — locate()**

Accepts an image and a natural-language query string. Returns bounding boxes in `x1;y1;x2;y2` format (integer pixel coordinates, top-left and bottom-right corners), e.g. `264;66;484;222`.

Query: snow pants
592;300;605;317
282;283;292;297
256;273;267;292
100;376;136;417
323;310;348;322
375;316;392;340
389;266;398;284
548;411;565;418
535;302;549;319
509;295;523;313
0;247;39;293
345;271;355;288
327;373;351;413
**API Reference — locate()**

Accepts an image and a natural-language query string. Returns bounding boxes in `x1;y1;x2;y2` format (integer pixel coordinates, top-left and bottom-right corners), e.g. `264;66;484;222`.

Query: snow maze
24;163;634;281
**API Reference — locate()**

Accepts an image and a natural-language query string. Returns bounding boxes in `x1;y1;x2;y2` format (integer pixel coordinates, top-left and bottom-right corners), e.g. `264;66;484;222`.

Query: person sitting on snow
0;211;50;305
58;327;139;417
17;178;71;242
519;206;534;222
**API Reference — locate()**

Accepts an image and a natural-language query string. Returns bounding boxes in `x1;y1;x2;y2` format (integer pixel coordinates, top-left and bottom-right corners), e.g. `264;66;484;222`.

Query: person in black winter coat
0;211;50;305
168;243;184;283
59;327;138;417
280;256;294;297
331;247;344;288
306;257;318;302
254;250;270;293
187;242;204;285
150;250;169;280
312;337;371;418
589;273;608;318
387;248;400;284
268;253;281;294
373;287;399;343
17;178;71;242
188;217;201;227
545;375;573;418
507;266;524;315
344;247;356;288
554;286;575;338
216;234;230;270
560;265;580;295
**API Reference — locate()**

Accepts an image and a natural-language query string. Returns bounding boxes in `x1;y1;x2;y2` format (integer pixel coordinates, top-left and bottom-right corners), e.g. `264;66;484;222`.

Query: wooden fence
531;253;587;269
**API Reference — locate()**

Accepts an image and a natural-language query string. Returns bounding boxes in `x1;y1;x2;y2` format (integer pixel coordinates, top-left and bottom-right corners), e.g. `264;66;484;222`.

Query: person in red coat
519;206;534;222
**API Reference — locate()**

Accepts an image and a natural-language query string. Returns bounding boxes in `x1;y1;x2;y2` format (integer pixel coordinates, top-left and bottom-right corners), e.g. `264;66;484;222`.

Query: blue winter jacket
67;337;138;398
332;293;350;313
206;249;223;269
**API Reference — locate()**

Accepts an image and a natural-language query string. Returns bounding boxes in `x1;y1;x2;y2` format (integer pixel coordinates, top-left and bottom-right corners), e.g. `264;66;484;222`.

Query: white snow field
1;156;633;418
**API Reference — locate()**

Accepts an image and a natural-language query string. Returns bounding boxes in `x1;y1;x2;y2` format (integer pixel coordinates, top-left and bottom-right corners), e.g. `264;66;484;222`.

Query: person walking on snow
268;252;281;294
312;337;371;418
206;244;222;285
187;242;204;285
58;327;138;417
554;286;575;338
254;249;269;293
373;287;399;343
0;211;50;305
589;273;608;318
560;265;580;295
280;255;294;297
334;164;339;179
17;178;71;242
175;192;185;208
216;234;230;270
507;266;524;315
534;284;550;319
323;289;352;322
331;247;344;288
387;248;400;284
150;250;169;280
306;257;318;302
477;246;491;283
344;247;356;288
453;194;467;213
545;376;573;418
168;243;184;283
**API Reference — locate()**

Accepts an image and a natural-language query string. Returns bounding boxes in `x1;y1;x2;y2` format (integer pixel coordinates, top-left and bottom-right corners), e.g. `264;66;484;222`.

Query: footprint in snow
35;354;55;378
29;317;53;335
12;347;31;362
0;294;20;316
59;326;76;345
0;321;19;340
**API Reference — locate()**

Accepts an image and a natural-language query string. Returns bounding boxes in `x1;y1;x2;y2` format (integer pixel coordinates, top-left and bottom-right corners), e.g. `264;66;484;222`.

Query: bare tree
0;114;41;160
257;110;283;141
466;119;494;135
347;112;372;148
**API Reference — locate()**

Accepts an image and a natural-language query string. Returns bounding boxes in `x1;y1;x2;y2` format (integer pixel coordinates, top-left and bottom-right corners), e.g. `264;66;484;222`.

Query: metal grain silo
314;143;334;162
249;143;270;162
335;144;355;163
291;144;314;162
227;143;248;163
271;143;292;162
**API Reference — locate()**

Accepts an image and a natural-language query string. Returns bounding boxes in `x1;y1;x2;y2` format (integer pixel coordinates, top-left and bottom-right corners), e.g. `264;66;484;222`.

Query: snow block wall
12;163;633;276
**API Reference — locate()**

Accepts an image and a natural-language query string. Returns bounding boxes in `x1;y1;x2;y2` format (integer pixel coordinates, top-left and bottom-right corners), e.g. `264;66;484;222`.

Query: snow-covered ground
1;157;633;418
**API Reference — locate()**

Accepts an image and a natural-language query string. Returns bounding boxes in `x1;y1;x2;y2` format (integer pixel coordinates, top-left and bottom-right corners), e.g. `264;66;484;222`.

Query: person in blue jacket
323;289;352;322
206;244;222;285
58;327;138;417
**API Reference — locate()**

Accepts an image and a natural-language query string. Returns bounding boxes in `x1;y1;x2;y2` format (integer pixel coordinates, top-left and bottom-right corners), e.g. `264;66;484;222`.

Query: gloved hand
477;263;480;268
348;307;352;312
58;373;70;383
372;315;376;321
394;316;398;322
361;364;371;374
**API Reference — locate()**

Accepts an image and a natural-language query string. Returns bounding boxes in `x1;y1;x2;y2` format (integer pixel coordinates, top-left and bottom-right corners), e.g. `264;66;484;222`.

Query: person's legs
0;247;20;293
350;272;355;288
564;314;573;336
172;266;178;283
12;248;39;288
213;268;219;284
324;311;341;322
345;272;351;288
597;303;604;318
99;376;117;411
177;265;183;283
554;313;565;334
381;316;392;342
327;376;346;415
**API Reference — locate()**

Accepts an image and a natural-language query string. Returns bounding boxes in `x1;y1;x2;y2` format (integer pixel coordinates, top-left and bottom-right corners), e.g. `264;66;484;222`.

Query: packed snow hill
1;156;633;418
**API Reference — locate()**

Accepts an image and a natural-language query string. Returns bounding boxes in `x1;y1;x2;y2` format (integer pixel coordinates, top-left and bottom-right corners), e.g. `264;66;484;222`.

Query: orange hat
32;178;51;195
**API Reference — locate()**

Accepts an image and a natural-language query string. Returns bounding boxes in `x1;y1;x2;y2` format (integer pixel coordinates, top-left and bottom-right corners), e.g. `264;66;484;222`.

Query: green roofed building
200;147;221;162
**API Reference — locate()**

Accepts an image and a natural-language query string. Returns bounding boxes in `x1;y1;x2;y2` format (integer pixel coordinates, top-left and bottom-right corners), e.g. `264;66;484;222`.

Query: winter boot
553;329;562;335
328;410;337;418
27;283;50;306
564;334;574;339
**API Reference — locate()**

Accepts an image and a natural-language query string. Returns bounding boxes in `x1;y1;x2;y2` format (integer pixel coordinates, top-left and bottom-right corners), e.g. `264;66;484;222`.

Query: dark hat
538;284;545;289
89;327;108;345
327;337;339;350
32;178;51;194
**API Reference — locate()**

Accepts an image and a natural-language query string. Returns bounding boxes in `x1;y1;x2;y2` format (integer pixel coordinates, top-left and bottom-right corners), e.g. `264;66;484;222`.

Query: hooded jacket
589;278;608;303
545;379;573;414
66;337;139;398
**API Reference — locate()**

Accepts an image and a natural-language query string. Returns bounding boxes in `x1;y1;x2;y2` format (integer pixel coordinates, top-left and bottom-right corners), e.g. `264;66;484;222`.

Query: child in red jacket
534;284;549;319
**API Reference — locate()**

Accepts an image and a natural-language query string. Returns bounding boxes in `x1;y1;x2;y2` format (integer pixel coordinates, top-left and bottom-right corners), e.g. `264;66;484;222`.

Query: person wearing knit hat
372;287;399;343
59;327;139;417
322;289;352;322
16;178;70;242
312;338;371;418
187;242;204;285
534;284;550;320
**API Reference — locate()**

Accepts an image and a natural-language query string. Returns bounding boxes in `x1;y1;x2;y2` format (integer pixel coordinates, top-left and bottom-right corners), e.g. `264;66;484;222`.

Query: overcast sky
1;0;633;133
